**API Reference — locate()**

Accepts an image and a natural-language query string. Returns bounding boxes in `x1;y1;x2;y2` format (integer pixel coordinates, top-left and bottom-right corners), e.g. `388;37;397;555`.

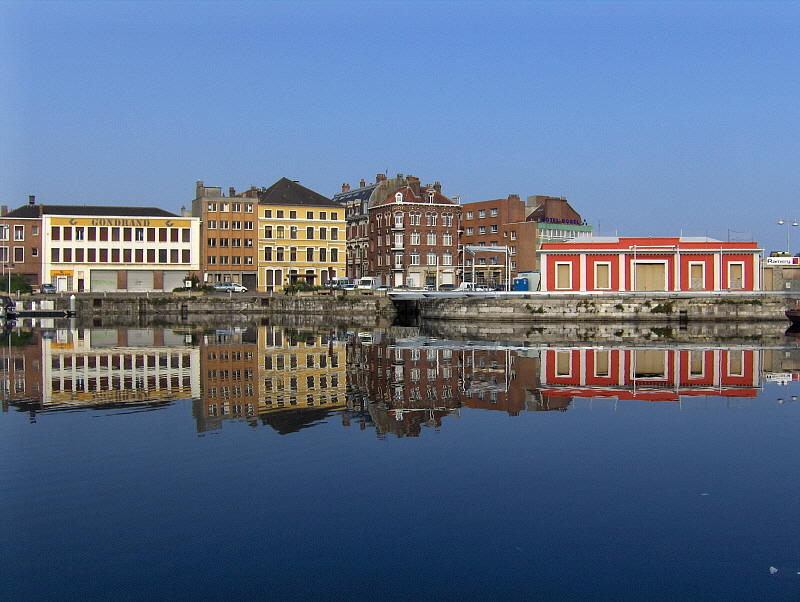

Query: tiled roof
5;205;177;218
258;178;338;207
372;186;456;207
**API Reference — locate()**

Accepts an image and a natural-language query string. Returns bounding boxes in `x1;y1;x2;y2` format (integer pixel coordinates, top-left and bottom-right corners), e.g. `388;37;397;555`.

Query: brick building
460;195;537;287
0;196;44;287
369;177;461;288
333;173;407;281
192;181;259;289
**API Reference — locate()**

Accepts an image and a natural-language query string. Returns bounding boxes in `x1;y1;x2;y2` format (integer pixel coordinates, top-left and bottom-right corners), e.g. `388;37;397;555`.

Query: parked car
40;284;56;294
375;285;391;291
438;284;457;291
213;282;247;293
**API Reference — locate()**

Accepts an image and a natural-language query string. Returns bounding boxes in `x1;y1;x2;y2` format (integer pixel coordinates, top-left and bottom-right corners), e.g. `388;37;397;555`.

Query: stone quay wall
415;293;795;323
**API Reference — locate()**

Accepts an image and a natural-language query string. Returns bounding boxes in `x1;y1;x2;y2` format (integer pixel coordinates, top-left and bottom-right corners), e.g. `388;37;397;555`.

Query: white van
458;282;492;292
328;277;353;289
357;277;381;290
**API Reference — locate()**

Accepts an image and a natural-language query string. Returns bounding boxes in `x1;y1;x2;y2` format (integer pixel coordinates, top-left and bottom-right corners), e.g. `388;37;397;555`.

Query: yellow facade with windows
257;202;346;291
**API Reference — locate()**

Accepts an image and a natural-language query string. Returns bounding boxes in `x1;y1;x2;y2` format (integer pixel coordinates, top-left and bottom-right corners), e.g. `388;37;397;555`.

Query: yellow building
258;325;347;416
257;178;346;291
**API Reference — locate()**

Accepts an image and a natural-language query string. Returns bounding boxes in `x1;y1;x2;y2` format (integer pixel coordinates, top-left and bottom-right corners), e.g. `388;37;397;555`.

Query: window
331;212;338;220
51;248;60;262
264;209;272;218
244;238;253;247
244;221;253;230
207;220;216;229
50;226;59;240
410;231;420;245
478;226;486;235
410;212;421;225
32;247;38;257
111;249;119;262
728;262;744;290
394;212;404;228
427;252;436;265
220;203;229;212
244;256;253;265
290;226;298;239
306;248;314;262
394;252;403;267
264;247;272;261
331;228;338;240
307;211;314;220
276;226;284;239
159;249;167;263
442;252;452;265
555;262;572;289
135;228;144;241
100;249;108;262
63;227;72;241
306;226;314;239
13;247;23;262
207;255;216;265
466;227;473;236
478;210;486;218
466;211;473;220
276;247;284;261
264;226;272;238
489;208;498;217
290;247;297;262
595;262;611;289
320;228;327;240
330;248;337;262
63;248;72;262
14;225;24;241
510;231;516;240
410;251;420;265
427;232;436;245
245;203;253;213
490;225;498;233
442;233;453;246
182;228;191;242
276;210;284;218
319;248;327;262
135;249;144;262
32;225;39;236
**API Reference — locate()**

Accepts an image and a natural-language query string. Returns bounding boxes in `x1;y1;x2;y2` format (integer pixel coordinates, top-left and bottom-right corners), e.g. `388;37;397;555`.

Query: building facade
539;237;762;292
0;196;44;287
368;177;461;288
333;173;412;280
192;182;259;289
258;178;346;292
526;195;593;243
5;203;200;292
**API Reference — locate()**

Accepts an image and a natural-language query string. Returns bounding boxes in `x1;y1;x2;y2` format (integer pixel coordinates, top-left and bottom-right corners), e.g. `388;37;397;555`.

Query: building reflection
2;321;798;431
1;324;199;419
193;325;347;434
538;347;762;404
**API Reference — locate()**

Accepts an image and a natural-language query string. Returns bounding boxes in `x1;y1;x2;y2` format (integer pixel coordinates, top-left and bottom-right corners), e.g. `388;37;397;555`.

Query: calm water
2;320;800;600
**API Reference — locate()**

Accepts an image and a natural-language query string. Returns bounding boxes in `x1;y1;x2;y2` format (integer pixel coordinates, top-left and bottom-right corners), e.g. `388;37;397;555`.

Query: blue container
513;278;529;291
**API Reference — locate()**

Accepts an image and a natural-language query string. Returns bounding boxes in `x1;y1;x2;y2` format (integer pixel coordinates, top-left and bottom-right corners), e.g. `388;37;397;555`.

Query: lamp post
777;219;799;254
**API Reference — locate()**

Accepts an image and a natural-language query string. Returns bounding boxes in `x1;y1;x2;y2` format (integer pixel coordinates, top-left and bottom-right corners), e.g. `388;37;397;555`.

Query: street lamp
777;219;799;254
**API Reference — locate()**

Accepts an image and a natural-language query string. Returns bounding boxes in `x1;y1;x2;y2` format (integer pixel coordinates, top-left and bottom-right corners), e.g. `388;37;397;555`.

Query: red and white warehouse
539;237;762;292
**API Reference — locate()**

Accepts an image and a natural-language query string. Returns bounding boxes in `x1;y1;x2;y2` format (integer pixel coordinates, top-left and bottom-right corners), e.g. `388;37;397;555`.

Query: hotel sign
765;257;799;265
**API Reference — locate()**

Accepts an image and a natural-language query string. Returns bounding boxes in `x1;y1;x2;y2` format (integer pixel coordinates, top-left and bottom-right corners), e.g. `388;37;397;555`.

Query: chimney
508;194;520;201
433;181;442;193
406;176;420;195
376;173;387;182
359;178;366;188
228;186;236;197
28;195;35;206
196;181;204;198
1;205;7;216
342;183;351;193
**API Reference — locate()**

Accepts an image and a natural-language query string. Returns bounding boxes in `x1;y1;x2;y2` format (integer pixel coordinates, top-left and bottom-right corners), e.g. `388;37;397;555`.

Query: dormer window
395;192;403;202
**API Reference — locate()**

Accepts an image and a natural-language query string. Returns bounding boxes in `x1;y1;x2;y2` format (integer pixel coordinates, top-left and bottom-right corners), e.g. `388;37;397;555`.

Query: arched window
395;192;404;202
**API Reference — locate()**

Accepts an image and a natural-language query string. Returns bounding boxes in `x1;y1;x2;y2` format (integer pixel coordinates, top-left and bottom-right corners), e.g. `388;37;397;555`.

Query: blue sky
2;1;799;252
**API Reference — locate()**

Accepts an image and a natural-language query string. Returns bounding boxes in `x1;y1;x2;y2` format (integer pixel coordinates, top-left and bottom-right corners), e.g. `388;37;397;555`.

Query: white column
714;251;722;291
579;253;587;291
618;253;626;291
540;253;548;292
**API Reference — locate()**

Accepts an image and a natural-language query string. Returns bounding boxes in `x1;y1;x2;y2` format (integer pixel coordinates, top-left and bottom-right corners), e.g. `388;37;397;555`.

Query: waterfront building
257;178;345;291
460;195;537;286
333;173;413;280
538;236;762;292
526;195;593;244
192;182;259;289
0;196;44;287
762;255;800;292
5;201;200;292
369;176;462;288
460;194;591;286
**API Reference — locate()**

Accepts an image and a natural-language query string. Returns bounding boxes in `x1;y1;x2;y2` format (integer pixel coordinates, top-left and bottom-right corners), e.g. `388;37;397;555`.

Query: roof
5;204;177;218
332;185;378;205
539;236;760;251
258;178;338;207
371;186;456;208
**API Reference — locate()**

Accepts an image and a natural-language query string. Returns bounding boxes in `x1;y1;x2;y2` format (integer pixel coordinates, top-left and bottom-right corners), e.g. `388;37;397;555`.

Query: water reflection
2;321;799;436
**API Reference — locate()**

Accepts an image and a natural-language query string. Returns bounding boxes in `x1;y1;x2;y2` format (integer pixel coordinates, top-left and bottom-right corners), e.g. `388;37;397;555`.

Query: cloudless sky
2;1;799;252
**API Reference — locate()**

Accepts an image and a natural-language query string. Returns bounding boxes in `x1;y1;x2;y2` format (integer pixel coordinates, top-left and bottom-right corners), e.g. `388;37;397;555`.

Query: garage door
163;271;188;291
90;270;118;292
634;263;666;291
128;270;154;292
